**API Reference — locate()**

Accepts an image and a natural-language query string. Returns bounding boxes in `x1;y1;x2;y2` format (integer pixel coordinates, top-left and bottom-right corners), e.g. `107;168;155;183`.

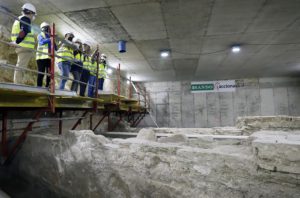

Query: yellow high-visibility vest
89;61;97;76
83;56;91;70
74;53;83;62
57;45;73;63
36;32;50;60
11;16;35;49
98;63;106;79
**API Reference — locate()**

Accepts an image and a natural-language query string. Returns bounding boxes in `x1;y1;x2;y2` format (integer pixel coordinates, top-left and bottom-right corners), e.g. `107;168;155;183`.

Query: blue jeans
58;61;71;90
88;75;97;97
98;78;104;90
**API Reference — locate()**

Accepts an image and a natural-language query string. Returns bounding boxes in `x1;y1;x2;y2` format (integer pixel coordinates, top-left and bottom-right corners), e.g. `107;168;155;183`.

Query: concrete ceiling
1;0;300;81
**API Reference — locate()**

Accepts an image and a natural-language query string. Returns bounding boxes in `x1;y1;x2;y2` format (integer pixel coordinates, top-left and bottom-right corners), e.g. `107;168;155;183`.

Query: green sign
191;84;214;91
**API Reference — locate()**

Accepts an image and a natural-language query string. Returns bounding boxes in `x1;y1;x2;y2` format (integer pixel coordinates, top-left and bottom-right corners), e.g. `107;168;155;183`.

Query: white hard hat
40;22;50;29
75;39;82;43
100;53;107;60
22;3;37;14
83;41;92;46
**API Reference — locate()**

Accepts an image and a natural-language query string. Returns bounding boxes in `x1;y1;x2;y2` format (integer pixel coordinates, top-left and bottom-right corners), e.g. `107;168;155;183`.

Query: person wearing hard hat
70;39;83;93
57;32;77;90
97;53;107;91
79;41;92;96
11;3;37;85
36;22;56;87
87;54;98;97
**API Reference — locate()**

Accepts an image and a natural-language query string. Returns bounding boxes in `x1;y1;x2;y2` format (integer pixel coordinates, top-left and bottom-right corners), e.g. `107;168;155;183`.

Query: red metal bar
49;23;56;113
59;110;62;135
117;64;121;96
1;111;8;157
93;112;107;131
71;110;88;130
5;109;44;164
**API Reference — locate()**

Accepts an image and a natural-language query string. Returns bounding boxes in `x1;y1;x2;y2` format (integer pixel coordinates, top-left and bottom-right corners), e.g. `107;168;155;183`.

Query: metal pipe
133;113;145;127
131;82;138;93
93;112;107;131
54;75;95;87
0;62;51;76
5;109;44;164
12;116;86;123
71;111;89;130
148;110;159;128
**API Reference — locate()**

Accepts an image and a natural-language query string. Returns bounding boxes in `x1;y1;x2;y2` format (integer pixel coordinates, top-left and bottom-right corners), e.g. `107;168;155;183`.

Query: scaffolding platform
0;83;146;112
0;83;104;110
96;92;145;112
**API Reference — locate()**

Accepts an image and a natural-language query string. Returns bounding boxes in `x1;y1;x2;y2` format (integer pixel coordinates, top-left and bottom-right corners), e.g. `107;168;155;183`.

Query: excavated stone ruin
2;116;300;197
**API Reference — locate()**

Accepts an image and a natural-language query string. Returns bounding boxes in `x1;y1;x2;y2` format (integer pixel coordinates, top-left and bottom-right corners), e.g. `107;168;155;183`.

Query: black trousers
79;68;90;96
36;59;51;87
98;78;105;90
71;70;81;92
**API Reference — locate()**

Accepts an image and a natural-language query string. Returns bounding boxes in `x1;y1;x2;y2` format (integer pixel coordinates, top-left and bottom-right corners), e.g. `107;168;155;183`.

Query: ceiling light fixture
160;50;170;58
231;45;241;53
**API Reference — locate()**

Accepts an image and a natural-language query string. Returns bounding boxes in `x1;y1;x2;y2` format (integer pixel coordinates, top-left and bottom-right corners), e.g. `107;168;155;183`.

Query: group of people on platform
10;3;107;97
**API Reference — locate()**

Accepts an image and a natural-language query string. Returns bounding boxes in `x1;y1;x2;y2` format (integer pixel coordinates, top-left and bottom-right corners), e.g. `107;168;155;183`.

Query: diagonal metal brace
4;109;45;165
93;112;108;131
71;110;88;130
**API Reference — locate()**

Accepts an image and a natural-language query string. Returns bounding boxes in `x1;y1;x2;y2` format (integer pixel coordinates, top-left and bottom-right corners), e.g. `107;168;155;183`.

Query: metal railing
0;6;150;111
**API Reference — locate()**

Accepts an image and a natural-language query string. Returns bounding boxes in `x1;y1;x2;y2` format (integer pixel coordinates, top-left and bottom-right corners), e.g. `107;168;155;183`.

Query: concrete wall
140;77;300;128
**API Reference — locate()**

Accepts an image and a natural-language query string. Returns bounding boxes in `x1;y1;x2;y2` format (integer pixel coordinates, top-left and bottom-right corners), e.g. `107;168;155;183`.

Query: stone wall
3;121;299;198
140;77;300;128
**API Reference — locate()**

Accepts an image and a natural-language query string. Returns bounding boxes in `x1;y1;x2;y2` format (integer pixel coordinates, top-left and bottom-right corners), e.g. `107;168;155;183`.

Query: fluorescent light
107;68;113;74
231;45;241;53
160;50;170;58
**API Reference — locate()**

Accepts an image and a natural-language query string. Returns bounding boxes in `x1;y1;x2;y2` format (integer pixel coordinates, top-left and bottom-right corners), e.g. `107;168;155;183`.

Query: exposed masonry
7;116;300;198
